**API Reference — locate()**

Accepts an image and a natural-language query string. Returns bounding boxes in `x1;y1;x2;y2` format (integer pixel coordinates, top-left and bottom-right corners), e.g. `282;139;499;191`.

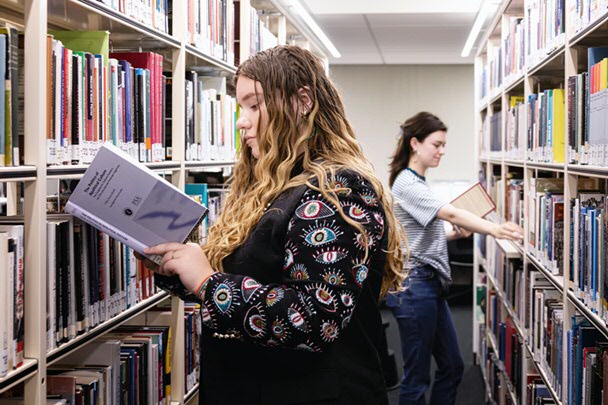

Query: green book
48;30;110;66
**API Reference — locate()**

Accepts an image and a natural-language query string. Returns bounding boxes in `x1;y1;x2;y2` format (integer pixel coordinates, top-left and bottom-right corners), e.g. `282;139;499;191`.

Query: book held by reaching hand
450;182;496;218
65;144;208;264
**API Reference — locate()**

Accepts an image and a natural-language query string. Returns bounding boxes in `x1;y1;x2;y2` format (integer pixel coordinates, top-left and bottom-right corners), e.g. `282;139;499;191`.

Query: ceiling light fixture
282;0;341;58
461;0;500;58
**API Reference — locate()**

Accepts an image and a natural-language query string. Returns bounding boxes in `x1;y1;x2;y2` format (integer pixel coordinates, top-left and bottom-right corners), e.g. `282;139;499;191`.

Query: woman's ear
409;137;419;152
297;86;313;113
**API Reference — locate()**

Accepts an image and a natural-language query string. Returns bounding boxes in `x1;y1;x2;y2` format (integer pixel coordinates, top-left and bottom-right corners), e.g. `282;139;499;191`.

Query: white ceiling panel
315;14;368;28
305;0;483;15
303;1;489;65
330;53;385;65
365;13;476;27
374;26;470;48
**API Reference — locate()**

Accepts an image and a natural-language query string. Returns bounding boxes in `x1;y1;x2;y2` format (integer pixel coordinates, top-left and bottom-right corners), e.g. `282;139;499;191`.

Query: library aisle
384;288;487;405
8;0;608;404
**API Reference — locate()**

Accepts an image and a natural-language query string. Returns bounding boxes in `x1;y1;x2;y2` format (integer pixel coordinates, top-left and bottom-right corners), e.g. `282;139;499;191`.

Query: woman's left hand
144;242;215;294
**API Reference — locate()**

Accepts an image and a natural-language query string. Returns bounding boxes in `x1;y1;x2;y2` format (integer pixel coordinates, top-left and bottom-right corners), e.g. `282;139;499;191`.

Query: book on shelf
450;182;496;218
64;144;208;265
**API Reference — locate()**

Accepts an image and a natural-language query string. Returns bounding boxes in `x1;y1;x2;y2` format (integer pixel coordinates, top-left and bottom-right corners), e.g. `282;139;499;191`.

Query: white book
46;222;57;352
0;233;8;377
0;224;24;369
65;144;207;265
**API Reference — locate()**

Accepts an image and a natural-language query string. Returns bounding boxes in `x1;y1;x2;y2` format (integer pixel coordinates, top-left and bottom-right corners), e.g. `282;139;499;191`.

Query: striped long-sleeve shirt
392;168;451;281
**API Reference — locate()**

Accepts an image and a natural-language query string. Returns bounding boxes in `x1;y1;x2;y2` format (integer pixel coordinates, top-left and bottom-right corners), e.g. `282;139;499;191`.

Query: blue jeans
386;265;464;405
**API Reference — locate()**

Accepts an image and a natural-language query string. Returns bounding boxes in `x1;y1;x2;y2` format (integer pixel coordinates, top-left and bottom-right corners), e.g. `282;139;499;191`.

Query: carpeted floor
383;285;488;405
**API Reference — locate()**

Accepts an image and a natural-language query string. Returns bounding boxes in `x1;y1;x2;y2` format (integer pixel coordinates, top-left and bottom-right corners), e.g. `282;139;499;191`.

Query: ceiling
304;0;486;65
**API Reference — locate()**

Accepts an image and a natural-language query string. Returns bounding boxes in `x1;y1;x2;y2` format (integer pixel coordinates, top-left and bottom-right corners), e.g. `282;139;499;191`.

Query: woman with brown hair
387;111;522;405
143;45;406;404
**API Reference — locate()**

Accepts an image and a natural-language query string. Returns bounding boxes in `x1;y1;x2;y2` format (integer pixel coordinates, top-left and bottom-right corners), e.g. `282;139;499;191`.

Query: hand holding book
446;182;523;241
143;242;216;298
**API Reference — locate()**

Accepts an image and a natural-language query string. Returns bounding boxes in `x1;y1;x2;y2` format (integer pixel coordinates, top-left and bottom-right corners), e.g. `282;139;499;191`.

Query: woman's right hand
492;221;524;241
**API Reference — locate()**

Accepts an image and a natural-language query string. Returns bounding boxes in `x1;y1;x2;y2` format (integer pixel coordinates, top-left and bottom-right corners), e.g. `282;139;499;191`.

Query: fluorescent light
283;0;341;58
461;0;496;57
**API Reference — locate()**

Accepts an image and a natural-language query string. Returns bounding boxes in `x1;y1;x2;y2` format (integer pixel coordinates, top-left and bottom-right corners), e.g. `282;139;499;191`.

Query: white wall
329;65;476;188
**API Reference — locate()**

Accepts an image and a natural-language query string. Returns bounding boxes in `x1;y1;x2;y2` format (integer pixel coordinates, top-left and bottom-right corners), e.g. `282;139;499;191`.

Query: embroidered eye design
341;292;355;307
284;241;298;269
349;205;366;219
311;286;336;311
302;221;343;247
249;315;265;334
314;248;348;264
290;264;310;280
352;265;369;286
342;314;353;329
266;288;285;307
374;213;384;226
322;269;344;285
272;320;289;340
284;249;295;269
296;200;335;220
244;305;266;338
288;307;307;331
342;203;370;223
305;227;337;246
299;294;318;317
242;277;262;303
327;175;349;190
360;190;378;206
213;283;233;314
321;320;339;342
354;233;370;250
201;304;215;327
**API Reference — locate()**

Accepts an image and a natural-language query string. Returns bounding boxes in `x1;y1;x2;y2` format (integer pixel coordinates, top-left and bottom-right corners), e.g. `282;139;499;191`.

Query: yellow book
509;95;525;108
602;58;608;90
552;88;565;163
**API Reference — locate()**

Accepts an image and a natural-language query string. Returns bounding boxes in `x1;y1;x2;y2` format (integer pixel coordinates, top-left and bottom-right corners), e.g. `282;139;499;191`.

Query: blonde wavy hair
203;45;405;299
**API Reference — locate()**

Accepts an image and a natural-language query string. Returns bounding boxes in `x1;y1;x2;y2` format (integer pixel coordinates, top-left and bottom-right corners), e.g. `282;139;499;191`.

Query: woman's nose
237;116;251;130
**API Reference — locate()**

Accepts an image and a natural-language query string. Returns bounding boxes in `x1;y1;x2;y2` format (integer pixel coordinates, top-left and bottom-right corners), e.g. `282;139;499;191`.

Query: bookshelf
0;0;328;404
474;0;608;404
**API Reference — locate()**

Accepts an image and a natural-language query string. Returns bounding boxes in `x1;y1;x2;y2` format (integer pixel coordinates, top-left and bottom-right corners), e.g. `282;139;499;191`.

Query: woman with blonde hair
144;45;405;404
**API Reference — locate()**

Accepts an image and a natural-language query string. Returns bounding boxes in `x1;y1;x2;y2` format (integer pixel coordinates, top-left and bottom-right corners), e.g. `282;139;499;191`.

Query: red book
504;317;514;377
109;52;157;161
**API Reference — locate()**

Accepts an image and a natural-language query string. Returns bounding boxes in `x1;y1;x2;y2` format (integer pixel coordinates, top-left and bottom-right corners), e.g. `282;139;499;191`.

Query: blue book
575;325;603;405
567;328;572;403
185;183;209;233
118;60;132;145
588;47;608;71
590;208;597;305
580;207;587;293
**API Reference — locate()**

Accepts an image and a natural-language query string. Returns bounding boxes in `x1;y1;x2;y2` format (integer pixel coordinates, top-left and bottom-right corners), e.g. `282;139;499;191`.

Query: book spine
64;200;161;264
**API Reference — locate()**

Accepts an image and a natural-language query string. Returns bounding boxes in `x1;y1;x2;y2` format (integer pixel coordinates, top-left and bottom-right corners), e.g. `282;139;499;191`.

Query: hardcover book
65;144;207;264
450;182;496;218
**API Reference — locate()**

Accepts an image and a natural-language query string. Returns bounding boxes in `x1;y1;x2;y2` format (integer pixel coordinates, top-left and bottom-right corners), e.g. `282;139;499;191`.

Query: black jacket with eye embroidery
156;170;390;405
